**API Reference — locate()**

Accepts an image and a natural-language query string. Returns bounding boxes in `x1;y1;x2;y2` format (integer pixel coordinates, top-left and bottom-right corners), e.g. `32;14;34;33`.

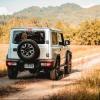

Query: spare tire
17;39;40;62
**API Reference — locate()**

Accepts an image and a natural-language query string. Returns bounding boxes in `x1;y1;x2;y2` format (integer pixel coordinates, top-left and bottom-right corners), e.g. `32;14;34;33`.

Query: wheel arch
52;53;60;69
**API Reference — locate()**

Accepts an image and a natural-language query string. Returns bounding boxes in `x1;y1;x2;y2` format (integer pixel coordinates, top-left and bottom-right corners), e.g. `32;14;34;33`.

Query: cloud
0;7;10;15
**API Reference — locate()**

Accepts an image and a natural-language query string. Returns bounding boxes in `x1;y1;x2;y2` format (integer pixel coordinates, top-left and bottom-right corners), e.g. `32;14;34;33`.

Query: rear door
8;29;50;60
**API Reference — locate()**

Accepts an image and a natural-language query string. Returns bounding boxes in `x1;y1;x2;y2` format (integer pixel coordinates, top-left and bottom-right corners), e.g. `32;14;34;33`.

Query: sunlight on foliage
0;18;100;45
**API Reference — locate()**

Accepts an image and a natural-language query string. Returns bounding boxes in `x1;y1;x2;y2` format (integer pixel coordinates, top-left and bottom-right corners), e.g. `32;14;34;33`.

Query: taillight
46;62;53;67
6;61;17;66
41;61;54;67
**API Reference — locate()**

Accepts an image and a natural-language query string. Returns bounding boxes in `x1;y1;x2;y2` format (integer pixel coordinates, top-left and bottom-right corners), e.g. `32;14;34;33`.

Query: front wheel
64;52;72;74
7;66;18;79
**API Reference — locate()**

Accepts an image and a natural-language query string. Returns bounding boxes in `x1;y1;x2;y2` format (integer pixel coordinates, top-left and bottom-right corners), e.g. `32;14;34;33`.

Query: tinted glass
52;32;58;45
13;31;45;44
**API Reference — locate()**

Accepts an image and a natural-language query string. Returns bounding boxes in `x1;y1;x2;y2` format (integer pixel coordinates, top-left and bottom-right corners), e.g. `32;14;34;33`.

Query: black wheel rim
20;43;34;58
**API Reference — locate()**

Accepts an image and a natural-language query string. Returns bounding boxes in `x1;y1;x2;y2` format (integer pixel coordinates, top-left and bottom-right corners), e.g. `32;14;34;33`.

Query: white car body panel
7;27;69;66
8;28;52;60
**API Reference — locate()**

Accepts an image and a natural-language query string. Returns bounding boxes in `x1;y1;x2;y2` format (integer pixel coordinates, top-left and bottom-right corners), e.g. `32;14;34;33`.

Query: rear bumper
6;59;54;68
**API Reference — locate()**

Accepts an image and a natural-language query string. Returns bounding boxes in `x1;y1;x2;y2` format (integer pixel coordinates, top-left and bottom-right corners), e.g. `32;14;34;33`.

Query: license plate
24;64;34;69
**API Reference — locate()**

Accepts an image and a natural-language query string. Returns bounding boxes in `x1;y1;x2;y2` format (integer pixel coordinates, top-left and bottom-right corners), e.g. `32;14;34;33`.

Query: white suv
6;27;72;80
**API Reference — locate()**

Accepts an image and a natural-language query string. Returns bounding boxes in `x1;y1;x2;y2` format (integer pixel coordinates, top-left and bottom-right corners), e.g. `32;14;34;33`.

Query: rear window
13;30;45;44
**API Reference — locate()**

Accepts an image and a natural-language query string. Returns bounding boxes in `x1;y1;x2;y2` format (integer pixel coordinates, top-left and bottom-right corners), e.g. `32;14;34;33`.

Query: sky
0;0;100;15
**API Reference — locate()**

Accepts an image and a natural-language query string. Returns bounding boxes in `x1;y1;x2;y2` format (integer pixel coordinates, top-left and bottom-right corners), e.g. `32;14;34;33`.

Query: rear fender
52;54;60;69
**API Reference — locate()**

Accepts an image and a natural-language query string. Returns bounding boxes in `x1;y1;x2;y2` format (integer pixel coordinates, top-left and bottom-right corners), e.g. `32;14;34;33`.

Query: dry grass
81;69;100;88
47;87;99;100
0;44;8;76
46;65;100;100
0;60;7;77
70;45;100;59
0;44;8;61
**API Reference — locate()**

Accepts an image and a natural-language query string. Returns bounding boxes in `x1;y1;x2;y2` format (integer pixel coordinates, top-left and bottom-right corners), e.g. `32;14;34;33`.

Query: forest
0;17;100;45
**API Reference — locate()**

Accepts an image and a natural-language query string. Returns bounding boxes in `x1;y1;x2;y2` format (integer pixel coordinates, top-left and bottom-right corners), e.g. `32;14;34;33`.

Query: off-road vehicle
6;27;72;80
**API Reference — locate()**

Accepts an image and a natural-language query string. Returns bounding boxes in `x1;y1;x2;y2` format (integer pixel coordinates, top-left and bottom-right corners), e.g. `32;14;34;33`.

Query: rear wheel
64;52;72;74
50;59;60;80
7;66;18;79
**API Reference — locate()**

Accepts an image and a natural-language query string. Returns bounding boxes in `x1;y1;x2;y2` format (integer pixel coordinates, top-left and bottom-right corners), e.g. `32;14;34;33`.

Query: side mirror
59;42;63;45
65;40;70;45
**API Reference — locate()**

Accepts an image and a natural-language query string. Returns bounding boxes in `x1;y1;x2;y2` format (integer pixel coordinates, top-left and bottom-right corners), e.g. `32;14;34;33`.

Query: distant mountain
14;3;83;24
0;3;100;24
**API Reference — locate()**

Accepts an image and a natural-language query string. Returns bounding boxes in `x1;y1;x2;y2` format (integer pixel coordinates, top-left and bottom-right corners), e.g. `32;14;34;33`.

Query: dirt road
0;53;100;100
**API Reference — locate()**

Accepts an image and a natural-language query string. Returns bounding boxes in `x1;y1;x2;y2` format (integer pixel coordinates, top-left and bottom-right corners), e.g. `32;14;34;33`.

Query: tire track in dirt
0;53;100;100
